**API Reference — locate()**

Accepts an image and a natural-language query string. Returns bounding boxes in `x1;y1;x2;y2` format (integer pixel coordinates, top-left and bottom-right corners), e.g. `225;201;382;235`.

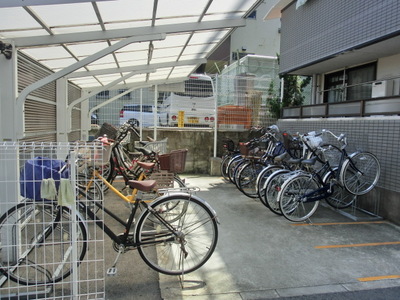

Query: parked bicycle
276;130;380;222
0;143;218;286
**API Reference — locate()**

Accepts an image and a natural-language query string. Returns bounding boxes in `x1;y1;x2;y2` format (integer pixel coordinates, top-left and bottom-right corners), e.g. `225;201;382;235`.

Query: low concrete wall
139;128;251;174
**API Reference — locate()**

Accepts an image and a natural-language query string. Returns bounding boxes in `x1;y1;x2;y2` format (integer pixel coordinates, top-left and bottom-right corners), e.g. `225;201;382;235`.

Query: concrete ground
104;175;400;300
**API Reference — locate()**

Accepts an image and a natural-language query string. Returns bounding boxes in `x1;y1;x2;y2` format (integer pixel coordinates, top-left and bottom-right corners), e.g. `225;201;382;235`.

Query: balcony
282;79;400;118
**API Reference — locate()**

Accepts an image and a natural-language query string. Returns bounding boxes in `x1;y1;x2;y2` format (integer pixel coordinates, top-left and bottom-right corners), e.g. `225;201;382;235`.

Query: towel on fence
58;179;75;206
40;178;57;200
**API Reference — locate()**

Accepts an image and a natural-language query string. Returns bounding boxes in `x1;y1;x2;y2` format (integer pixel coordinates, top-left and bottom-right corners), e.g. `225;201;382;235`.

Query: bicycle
260;132;342;214
234;134;285;198
220;138;240;181
276;130;380;222
0;144;219;286
91;122;186;190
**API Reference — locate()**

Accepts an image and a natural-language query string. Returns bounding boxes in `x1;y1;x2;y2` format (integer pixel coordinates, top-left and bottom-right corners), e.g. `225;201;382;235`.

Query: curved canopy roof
0;0;262;91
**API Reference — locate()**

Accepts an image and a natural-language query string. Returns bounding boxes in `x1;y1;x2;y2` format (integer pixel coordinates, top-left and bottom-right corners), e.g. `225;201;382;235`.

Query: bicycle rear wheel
220;154;237;181
0;202;87;285
278;174;320;222
262;169;291;215
135;194;218;275
340;152;380;195
236;160;265;198
256;165;283;204
227;155;244;184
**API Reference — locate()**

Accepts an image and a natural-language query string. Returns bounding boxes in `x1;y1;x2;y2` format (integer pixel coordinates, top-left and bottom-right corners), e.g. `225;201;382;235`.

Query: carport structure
0;0;262;142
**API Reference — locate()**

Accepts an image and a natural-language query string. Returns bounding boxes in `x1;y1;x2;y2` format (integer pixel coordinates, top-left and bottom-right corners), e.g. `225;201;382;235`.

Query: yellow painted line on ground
291;221;387;226
315;241;400;249
358;275;400;282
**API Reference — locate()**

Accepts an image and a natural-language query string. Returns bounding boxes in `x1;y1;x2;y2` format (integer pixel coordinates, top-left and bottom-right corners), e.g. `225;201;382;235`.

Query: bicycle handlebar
321;129;347;146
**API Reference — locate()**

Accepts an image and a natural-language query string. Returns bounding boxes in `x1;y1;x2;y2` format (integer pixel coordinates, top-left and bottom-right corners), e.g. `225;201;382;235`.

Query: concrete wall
140;128;251;174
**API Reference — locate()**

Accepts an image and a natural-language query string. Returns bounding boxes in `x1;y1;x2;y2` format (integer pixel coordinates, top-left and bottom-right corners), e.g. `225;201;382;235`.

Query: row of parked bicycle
220;125;381;222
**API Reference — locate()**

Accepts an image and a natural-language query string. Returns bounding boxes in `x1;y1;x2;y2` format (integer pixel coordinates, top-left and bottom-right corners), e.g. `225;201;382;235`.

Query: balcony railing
282;78;400;118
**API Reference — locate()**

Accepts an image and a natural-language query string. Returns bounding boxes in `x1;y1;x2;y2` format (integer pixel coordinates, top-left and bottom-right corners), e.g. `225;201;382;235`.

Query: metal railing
282;78;400;118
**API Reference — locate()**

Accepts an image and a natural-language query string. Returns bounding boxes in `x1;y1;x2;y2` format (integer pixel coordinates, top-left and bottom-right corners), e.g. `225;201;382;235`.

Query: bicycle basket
239;142;255;156
159;149;188;173
94;122;118;140
283;132;302;151
305;132;323;149
20;157;69;201
76;142;113;168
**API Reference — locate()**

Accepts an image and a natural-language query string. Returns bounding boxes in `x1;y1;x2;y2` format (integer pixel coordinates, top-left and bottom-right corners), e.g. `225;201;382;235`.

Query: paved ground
104;175;400;300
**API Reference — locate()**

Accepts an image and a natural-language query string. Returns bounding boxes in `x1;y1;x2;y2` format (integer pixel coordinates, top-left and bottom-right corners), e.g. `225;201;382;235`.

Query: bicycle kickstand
107;245;125;276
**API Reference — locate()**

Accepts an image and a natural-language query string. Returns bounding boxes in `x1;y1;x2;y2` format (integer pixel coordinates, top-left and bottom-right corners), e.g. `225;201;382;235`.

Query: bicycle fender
142;192;219;222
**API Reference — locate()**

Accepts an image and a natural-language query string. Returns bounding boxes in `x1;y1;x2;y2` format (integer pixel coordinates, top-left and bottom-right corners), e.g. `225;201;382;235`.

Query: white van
119;104;168;127
164;74;215;127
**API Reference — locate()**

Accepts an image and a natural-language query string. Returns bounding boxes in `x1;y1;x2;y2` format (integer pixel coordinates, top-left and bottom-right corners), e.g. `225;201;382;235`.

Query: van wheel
128;119;139;127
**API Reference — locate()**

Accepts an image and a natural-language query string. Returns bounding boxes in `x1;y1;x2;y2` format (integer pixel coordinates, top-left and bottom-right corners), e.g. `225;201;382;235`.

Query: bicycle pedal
107;267;118;276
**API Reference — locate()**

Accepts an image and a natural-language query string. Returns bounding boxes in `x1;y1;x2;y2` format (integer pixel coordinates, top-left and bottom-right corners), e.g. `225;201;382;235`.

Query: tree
267;75;311;119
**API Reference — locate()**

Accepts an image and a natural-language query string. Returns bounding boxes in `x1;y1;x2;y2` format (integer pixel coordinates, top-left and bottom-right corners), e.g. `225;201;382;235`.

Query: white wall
230;1;281;59
377;53;400;79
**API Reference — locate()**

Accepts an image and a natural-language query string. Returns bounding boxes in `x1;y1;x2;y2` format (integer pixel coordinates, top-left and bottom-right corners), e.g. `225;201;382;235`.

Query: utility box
371;80;393;98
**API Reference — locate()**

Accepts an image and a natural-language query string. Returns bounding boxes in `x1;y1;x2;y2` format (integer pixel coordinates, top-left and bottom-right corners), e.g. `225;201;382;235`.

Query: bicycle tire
173;174;187;188
256;165;283;203
0;201;87;285
262;169;291;215
340;152;380;195
323;170;356;209
220;154;236;181
232;159;248;188
236;160;266;198
135;194;218;275
278;174;320;222
77;174;103;201
227;155;244;184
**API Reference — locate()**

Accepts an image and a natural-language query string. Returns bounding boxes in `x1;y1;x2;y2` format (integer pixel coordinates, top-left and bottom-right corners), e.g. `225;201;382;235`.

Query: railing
282;77;400;118
282;96;400;118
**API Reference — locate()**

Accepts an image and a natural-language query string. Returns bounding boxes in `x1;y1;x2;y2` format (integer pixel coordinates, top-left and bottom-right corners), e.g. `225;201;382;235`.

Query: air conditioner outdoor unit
371;80;393;98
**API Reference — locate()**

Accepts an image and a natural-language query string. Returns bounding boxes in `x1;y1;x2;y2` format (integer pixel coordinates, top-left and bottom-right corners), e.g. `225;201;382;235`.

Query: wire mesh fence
0;142;105;299
89;56;282;131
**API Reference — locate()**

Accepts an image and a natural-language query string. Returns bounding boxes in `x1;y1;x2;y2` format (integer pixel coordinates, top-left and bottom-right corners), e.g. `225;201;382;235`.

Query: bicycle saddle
136;161;155;170
134;147;154;156
127;179;157;192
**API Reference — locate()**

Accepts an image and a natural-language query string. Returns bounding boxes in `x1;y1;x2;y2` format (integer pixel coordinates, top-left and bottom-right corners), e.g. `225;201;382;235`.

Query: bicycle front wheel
278;174;320;222
135;194;218;275
340;152;380;195
0;201;87;285
323;170;356;209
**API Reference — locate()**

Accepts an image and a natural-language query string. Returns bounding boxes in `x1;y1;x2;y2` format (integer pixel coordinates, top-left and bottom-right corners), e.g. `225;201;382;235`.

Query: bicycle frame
78;168;176;249
295;145;360;203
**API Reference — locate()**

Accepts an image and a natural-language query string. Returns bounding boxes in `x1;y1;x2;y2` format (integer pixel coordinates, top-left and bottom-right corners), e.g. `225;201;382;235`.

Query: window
96;90;109;98
118;89;131;100
324;62;376;102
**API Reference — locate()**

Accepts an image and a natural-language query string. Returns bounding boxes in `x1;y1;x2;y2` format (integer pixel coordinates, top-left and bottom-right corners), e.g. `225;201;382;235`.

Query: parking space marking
358;275;400;282
315;241;400;249
291;221;387;226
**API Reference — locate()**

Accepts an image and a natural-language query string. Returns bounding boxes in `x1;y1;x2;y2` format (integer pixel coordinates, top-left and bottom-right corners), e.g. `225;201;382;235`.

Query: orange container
218;105;252;128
